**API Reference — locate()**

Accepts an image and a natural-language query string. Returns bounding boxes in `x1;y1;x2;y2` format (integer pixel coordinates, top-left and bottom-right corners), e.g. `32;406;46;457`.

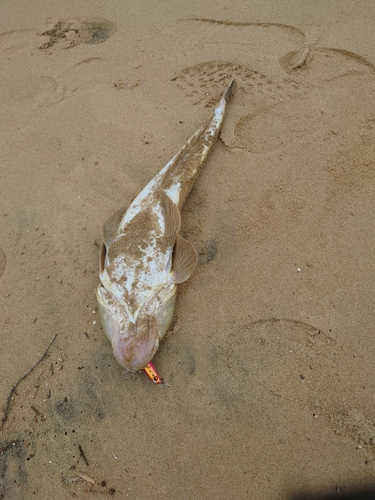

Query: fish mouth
112;325;159;372
96;284;162;372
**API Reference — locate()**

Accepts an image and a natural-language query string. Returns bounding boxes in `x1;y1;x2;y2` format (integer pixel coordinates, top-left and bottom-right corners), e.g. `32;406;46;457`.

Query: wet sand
1;1;375;498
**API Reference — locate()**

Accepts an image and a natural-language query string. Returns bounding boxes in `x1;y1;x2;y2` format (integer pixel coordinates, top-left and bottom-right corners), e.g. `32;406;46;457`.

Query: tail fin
158;79;236;209
224;79;235;100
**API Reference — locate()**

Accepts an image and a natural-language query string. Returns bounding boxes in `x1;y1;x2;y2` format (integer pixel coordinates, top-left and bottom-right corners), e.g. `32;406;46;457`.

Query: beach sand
1;1;375;498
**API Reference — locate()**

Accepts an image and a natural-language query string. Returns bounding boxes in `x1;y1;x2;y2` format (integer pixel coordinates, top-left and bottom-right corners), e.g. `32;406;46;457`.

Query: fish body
97;80;234;372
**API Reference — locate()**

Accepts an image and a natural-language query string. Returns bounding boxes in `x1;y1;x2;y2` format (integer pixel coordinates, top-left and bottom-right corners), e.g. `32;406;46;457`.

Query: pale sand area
1;1;375;498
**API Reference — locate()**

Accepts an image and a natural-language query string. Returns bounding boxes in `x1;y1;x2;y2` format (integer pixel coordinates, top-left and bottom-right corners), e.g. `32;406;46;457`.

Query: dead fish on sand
97;79;235;382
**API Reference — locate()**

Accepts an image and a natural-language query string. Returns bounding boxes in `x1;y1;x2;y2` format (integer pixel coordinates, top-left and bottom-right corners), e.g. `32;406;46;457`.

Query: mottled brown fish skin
97;80;235;372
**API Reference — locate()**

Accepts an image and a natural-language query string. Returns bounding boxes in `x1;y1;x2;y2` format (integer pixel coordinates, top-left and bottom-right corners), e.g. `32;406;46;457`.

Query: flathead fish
97;79;235;374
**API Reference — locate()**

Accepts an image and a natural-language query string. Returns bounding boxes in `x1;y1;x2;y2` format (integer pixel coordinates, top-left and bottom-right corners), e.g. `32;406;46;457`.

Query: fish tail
158;80;235;208
224;78;235;101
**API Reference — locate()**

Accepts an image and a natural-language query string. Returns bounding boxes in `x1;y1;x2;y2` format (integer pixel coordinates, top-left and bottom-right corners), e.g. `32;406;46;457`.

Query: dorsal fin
101;204;128;246
171;235;198;283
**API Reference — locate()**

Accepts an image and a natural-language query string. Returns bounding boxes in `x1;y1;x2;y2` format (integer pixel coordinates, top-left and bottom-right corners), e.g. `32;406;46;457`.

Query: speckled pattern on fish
96;79;235;373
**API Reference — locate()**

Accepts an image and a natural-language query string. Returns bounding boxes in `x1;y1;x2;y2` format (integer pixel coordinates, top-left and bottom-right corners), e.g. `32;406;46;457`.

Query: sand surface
1;1;375;498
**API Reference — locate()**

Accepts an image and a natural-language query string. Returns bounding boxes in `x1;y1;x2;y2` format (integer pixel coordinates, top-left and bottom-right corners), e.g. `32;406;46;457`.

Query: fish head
97;284;176;372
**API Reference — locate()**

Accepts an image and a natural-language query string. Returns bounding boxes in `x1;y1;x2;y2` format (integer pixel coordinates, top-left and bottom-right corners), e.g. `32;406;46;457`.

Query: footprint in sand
212;318;338;405
164;19;375;245
0;19;117;132
204;318;375;457
167;19;375;153
176;51;374;148
0;30;65;132
37;17;117;49
0;75;64;132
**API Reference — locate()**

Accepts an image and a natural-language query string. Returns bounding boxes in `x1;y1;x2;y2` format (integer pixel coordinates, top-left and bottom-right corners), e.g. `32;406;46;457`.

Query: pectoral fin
102;205;128;247
171;235;198;284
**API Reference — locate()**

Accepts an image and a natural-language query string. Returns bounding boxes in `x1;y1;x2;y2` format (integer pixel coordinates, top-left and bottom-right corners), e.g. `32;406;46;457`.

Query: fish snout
112;318;160;372
97;284;177;372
